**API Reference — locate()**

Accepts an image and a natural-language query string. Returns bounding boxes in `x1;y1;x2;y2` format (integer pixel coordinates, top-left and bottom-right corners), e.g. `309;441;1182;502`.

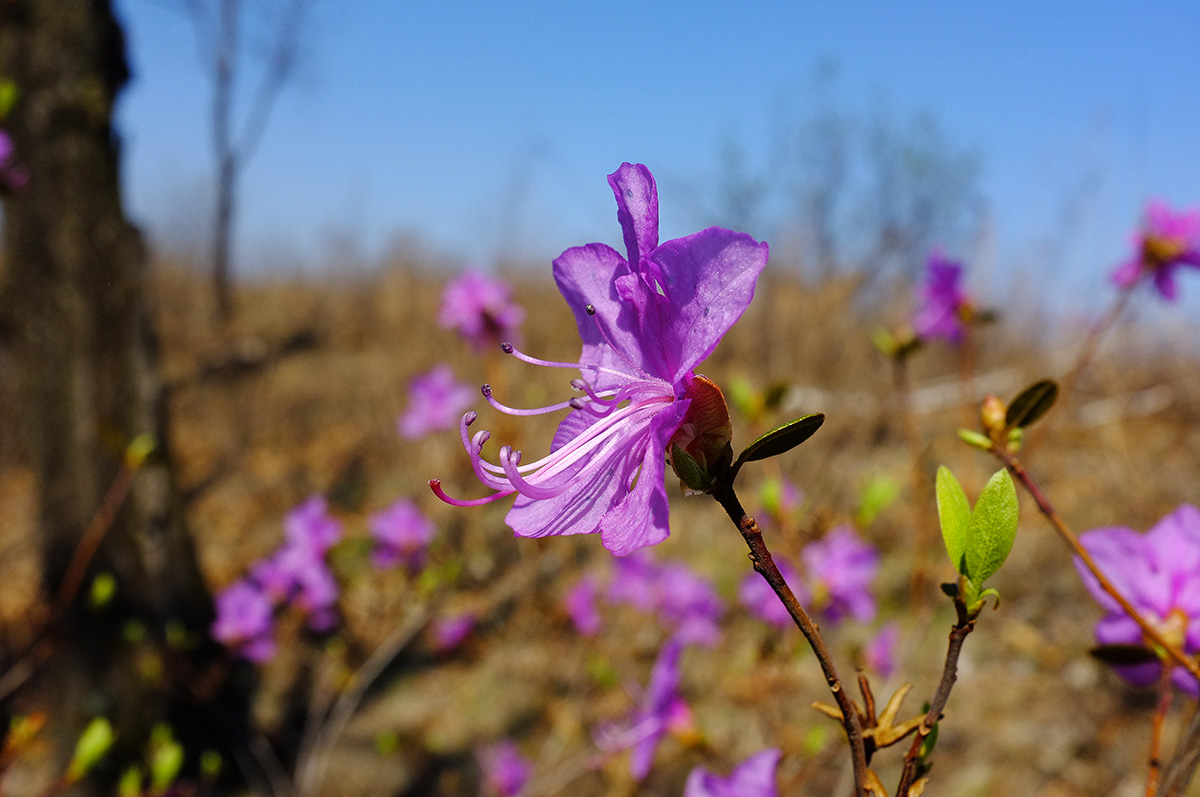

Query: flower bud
980;394;1007;441
667;374;733;493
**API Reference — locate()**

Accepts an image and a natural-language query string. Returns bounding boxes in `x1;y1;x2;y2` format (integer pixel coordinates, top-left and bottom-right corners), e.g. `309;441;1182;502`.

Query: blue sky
113;1;1200;313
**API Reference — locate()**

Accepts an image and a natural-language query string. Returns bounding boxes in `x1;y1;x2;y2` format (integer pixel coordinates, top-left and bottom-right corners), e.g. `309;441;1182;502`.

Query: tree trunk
0;0;242;786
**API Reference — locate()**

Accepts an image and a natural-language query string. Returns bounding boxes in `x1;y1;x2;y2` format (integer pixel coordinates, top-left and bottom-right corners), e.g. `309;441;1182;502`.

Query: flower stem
895;596;976;796
1157;701;1200;796
1146;667;1173;797
990;445;1200;685
710;482;869;797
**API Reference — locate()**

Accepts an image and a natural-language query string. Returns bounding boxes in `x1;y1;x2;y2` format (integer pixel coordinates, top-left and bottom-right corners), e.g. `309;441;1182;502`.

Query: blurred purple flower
212;580;276;662
606;552;724;645
439;269;526;352
478;741;532;797
739;559;808;629
369;498;435;570
399;364;475;441
684;748;781;797
247;495;343;631
865;622;901;679
432;163;768;556
564;575;602;636
284;495;342;553
433;611;476;652
913;250;972;344
608;551;661;611
1075;504;1200;696
596;638;692;781
1111;200;1200;300
0;129;27;193
803;526;879;625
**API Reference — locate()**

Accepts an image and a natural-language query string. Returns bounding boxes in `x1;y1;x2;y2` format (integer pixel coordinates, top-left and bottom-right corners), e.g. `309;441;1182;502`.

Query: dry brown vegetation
4;252;1200;796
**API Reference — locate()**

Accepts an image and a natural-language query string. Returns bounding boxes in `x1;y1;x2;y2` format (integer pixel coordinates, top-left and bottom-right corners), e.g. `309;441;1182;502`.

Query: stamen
502;342;627;380
500;342;514;353
485;390;577;416
429;479;515;507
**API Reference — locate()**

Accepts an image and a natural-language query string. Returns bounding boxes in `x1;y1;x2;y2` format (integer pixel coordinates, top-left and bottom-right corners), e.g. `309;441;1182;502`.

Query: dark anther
481;384;492;397
585;304;596;316
500;342;514;354
569;398;584;410
463;411;478;426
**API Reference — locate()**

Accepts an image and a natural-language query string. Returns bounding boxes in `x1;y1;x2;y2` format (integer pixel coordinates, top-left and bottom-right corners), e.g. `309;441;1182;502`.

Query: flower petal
598;400;690;556
609;163;659;268
644;228;769;383
1076;527;1153;614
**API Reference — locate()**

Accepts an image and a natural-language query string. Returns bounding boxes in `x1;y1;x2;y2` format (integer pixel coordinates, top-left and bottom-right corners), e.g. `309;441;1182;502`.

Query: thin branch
1158;701;1200;797
1146;667;1173;797
711;482;869;797
895;598;976;796
991;446;1200;685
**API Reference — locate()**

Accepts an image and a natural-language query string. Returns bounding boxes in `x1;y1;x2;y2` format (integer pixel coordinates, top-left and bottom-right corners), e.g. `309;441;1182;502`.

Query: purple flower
284;496;343;554
913;250;972;344
1075;504;1200;696
864;622;901;679
249;496;343;631
432;611;476;652
0;129;27;193
478;741;532;797
684;748;781;797
369;498;435;570
606;552;724;645
1111;200;1200;300
399;365;475;441
596;639;692;781
608;551;662;611
432;163;768;556
802;526;879;625
212;580;276;662
739;560;808;629
439;269;526;352
564;575;602;636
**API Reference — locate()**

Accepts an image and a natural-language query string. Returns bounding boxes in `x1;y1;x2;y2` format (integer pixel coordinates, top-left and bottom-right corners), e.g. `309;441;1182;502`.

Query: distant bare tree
180;0;317;322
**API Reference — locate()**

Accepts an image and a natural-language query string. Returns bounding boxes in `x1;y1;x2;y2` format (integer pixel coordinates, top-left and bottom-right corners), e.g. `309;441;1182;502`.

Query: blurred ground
2;257;1199;796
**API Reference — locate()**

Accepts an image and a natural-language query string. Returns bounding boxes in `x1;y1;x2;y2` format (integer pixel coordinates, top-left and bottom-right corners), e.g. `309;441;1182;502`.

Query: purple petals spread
913;250;972;344
1111;200;1200;300
369;498;435;570
432;163;767;555
478;741;532;797
439;269;526;351
1076;504;1200;696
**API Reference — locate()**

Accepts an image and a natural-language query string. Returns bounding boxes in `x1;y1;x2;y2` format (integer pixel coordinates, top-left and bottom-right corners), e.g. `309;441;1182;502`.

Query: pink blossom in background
0;129;27;193
432;611;476;652
212;580;276;663
865;622;901;679
432;163;768;556
439;269;526;352
739;559;808;629
564;575;602;636
606;551;724;645
478;741;532;797
912;250;972;344
1111;200;1200;300
399;364;475;440
684;748;781;797
595;638;692;781
368;498;435;570
802;525;879;624
1075;504;1200;697
284;495;343;554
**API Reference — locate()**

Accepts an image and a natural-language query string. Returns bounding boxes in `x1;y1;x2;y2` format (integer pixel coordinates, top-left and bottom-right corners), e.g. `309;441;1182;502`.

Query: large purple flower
432;163;768;555
684;748;781;797
1110;200;1200;301
439;269;526;352
1075;504;1200;696
912;250;972;344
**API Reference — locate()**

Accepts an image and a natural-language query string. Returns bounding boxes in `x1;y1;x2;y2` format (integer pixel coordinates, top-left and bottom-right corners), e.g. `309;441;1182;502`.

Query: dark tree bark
0;0;242;786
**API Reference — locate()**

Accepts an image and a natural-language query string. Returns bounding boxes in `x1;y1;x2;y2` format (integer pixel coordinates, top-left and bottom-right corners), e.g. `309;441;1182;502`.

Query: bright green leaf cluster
935;466;1019;611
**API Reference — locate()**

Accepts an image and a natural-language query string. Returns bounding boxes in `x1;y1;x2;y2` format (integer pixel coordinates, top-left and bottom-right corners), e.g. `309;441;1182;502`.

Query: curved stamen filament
429;479;514;507
483;387;577;416
501;342;629;381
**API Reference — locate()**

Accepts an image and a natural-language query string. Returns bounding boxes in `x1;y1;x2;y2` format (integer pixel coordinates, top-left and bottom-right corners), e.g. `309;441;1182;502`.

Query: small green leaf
67;717;115;782
0;80;17;119
857;474;901;528
965;469;1019;585
118;766;142;797
1089;644;1159;666
956;428;993;451
935;466;970;576
1005;379;1058;430
150;736;184;791
731;413;824;477
669;443;712;493
970;587;1002;614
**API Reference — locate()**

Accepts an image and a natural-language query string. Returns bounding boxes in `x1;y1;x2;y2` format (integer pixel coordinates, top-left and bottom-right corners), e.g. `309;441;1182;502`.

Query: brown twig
711;482;869;797
895;596;976;796
990;445;1200;685
1146;667;1174;797
1157;701;1200;797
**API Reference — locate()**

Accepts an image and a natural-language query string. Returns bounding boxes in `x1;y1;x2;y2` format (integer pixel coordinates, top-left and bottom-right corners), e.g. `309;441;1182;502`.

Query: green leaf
1005;379;1058;430
67;717;115;782
965;469;1019;586
935;466;970;576
856;474;901;528
731;413;824;477
669;443;712;493
0;80;17;119
1089;644;1159;666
